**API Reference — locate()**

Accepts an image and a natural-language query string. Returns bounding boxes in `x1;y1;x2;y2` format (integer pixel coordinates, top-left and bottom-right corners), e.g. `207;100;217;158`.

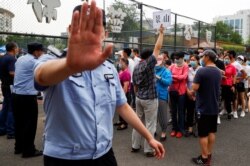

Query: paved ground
0;102;250;166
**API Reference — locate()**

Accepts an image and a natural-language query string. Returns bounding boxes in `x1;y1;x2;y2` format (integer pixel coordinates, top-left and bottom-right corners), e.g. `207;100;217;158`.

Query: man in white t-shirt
241;56;250;114
132;48;141;68
228;51;246;118
131;48;141;109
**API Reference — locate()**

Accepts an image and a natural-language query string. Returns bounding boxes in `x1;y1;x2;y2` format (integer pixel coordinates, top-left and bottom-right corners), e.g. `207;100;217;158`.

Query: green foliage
222;44;245;53
246;36;250;45
216;21;242;44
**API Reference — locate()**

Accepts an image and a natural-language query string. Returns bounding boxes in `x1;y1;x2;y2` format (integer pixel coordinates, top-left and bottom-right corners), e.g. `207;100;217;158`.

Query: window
241;19;243;29
229;19;234;28
235;19;240;29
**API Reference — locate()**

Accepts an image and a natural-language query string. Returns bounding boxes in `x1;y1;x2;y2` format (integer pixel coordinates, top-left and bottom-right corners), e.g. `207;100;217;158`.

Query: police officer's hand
67;0;113;73
148;138;165;159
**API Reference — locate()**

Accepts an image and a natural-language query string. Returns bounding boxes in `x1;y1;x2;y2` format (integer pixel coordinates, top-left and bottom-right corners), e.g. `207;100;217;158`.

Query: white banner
153;9;171;29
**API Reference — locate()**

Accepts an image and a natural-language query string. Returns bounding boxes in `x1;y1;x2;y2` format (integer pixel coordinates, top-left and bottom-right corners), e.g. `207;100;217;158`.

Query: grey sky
0;0;249;36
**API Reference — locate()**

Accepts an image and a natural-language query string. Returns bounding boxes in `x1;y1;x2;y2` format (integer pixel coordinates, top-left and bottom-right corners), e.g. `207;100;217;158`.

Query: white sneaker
217;116;221;124
233;111;238;119
219;109;227;115
245;109;249;113
240;111;245;118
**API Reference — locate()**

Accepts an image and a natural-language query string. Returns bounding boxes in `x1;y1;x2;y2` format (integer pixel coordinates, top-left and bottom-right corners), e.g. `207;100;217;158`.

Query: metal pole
198;21;201;49
139;3;143;53
174;14;177;52
214;26;217;50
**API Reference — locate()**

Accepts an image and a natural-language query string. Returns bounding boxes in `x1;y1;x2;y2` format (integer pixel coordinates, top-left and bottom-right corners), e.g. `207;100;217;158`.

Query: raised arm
153;24;164;59
35;1;113;86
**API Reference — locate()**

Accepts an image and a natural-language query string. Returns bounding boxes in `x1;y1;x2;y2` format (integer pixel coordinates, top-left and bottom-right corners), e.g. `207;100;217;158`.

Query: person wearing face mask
186;55;201;137
235;55;247;118
155;55;172;141
227;50;247;119
169;51;189;138
241;56;250;115
191;50;222;166
221;54;237;120
116;58;131;130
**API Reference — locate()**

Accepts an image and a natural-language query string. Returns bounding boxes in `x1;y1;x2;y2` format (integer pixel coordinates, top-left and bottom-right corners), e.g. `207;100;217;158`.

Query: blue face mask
189;61;197;68
224;59;230;65
155;66;161;70
175;59;183;65
200;59;205;67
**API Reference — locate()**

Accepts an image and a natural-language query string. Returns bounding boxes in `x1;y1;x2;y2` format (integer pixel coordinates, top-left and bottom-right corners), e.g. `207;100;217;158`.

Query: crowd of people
114;33;250;165
0;1;249;166
115;47;250;132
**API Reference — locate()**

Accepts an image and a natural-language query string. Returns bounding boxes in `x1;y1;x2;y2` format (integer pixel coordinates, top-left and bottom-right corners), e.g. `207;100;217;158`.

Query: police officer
34;1;165;166
0;42;18;139
13;42;44;158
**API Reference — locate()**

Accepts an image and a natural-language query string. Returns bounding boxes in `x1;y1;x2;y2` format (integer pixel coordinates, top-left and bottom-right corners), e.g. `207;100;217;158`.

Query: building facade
0;7;14;32
213;9;250;43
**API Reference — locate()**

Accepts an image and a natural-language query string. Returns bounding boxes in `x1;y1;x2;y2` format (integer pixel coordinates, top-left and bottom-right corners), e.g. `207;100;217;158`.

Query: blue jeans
0;88;15;136
170;94;186;133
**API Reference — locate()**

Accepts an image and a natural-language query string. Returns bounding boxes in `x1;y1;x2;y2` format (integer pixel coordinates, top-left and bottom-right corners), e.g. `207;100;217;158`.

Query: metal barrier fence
0;0;216;54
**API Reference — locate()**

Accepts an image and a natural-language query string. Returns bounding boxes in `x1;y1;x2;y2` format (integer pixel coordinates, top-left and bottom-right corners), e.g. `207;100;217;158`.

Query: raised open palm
66;0;113;73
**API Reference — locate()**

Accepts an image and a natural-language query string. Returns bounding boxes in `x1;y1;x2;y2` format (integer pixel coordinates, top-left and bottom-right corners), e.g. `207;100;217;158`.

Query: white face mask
237;60;243;65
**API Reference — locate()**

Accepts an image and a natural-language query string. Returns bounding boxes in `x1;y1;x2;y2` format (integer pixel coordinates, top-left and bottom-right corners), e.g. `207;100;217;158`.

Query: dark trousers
170;94;186;133
0;86;15;136
119;92;131;125
221;85;234;114
130;83;136;108
186;96;196;128
13;94;38;155
44;148;117;166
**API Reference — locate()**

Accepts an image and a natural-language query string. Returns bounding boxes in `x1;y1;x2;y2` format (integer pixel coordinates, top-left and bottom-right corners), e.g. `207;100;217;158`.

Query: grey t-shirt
193;66;222;115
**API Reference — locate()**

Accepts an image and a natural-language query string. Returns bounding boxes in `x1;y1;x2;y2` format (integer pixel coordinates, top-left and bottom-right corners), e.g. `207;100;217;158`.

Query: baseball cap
237;55;244;61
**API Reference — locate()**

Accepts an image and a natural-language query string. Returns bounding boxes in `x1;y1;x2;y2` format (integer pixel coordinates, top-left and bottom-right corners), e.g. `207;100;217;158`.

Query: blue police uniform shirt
13;54;39;95
34;54;127;160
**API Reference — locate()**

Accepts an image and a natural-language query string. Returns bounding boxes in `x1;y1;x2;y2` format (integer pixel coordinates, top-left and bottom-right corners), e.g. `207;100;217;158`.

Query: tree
246;36;250;45
215;21;242;44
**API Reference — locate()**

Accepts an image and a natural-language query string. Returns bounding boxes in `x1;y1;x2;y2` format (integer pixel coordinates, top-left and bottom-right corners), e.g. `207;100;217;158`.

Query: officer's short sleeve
112;66;127;107
33;54;57;91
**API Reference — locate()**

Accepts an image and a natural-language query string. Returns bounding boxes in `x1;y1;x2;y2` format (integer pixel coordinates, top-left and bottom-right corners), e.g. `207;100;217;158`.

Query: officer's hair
5;42;17;52
121;58;129;66
73;5;106;27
